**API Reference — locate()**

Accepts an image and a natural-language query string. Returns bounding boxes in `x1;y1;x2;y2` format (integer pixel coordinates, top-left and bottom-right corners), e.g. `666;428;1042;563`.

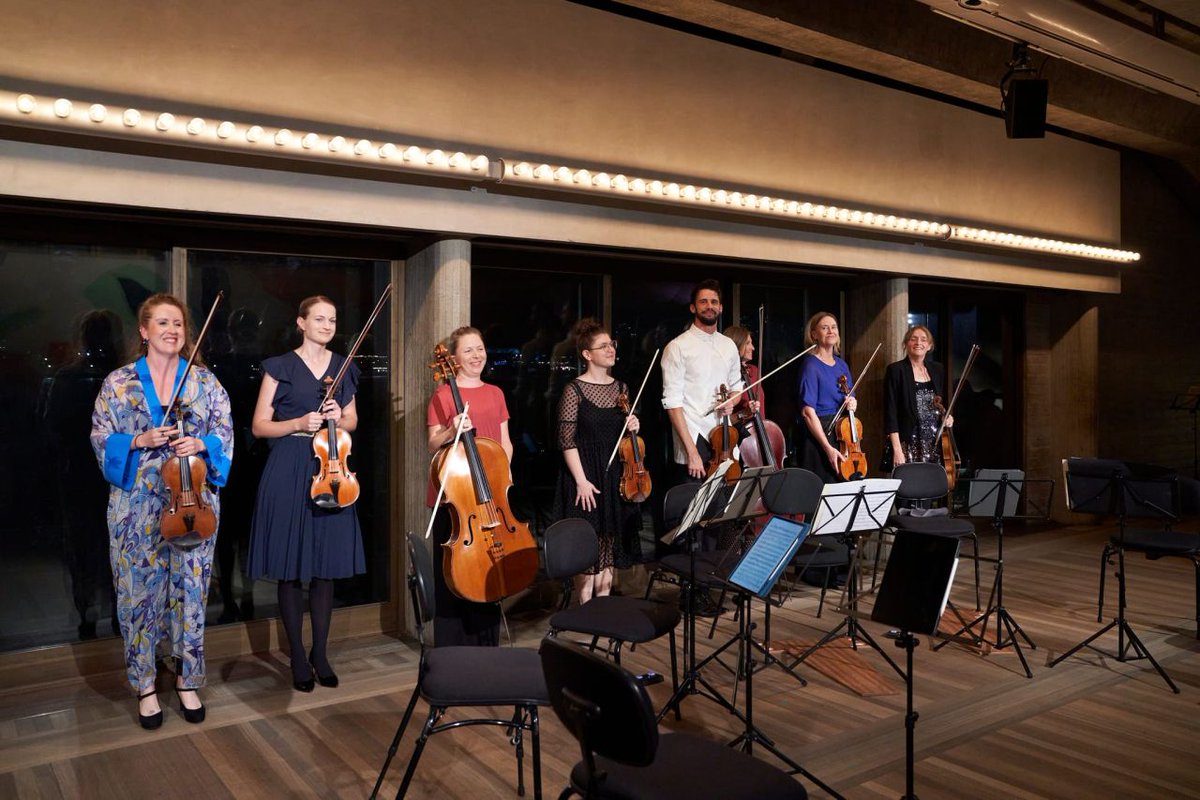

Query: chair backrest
892;462;950;504
539;636;658;768
663;481;702;530
543;518;599;579
762;467;823;517
406;532;436;629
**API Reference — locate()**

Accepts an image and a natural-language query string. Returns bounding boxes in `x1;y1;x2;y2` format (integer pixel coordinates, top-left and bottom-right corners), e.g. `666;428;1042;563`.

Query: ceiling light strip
501;159;953;240
0;91;491;180
501;159;1139;264
0;90;1139;264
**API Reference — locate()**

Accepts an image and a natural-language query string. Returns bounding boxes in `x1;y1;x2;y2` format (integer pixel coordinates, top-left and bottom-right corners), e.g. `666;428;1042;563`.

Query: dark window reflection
188;251;391;624
471;266;603;535
0;242;169;651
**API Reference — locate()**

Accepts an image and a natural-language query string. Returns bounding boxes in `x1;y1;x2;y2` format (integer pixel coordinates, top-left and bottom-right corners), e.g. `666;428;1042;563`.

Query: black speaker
1003;77;1048;139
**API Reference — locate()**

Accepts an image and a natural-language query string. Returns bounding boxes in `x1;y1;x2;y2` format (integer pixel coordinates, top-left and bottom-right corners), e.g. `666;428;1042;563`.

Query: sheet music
727;516;810;598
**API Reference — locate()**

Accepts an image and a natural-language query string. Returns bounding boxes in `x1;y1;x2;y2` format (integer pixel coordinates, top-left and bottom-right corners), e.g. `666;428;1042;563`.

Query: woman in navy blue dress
248;296;365;692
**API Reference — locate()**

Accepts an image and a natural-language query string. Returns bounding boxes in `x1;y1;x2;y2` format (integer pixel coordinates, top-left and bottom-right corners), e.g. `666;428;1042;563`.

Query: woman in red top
426;326;512;646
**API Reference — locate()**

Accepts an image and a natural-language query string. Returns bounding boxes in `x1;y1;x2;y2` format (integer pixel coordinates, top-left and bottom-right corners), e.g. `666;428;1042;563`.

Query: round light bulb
274;128;292;146
301;133;318;149
53;98;72;118
246;125;264;142
379;142;396;158
15;94;36;114
328;135;345;152
403;145;422;161
123;108;141;127
217;121;235;138
88;104;107;123
186;117;205;135
354;139;372;155
155;112;174;131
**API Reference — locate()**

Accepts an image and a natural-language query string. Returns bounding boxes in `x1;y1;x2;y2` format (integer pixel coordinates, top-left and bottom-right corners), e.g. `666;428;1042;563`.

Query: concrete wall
1;0;1121;248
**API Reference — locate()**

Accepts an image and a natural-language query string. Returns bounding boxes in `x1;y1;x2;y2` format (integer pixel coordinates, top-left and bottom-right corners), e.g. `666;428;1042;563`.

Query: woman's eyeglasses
587;341;617;351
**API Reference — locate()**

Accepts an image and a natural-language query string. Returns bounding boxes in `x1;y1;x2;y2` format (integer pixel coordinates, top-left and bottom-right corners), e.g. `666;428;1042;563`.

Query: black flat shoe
310;650;339;688
138;690;163;730
175;687;206;724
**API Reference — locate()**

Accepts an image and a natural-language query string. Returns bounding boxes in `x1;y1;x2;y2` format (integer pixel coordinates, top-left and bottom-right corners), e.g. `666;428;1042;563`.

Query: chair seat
889;514;975;537
792;540;848;568
1112;528;1200;558
550;597;681;643
571;731;806;799
423;646;550;706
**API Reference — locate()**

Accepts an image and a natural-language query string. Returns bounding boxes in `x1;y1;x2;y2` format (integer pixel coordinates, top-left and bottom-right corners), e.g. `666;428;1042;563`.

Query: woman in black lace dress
553;319;642;603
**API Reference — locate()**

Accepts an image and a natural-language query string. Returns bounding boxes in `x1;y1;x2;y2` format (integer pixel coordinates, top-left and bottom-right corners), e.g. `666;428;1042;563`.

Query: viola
310;376;360;509
931;343;979;491
931;394;961;491
429;343;538;603
160;400;218;544
158;291;224;545
736;364;785;469
310;285;391;509
836;374;869;481
616;392;652;504
706;384;742;483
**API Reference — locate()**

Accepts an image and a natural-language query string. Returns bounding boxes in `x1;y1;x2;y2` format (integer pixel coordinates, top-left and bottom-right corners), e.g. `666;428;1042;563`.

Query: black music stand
656;461;750;722
1170;390;1200;479
1046;458;1181;693
871;530;961;800
788;479;905;679
933;469;1053;678
716;515;842;798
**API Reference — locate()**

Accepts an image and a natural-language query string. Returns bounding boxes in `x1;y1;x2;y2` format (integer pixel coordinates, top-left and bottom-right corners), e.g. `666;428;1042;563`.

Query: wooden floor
2;522;1198;799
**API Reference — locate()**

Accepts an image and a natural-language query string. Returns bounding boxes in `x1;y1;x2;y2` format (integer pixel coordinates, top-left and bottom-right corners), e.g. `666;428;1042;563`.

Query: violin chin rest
312;494;340;510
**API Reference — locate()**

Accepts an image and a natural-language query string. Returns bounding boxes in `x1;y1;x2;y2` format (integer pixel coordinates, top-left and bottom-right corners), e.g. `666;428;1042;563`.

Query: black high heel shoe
292;659;315;693
138;690;163;730
174;687;206;724
310;649;339;688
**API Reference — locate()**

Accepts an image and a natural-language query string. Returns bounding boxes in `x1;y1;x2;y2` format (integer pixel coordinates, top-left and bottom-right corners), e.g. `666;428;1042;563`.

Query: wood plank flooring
1;522;1198;799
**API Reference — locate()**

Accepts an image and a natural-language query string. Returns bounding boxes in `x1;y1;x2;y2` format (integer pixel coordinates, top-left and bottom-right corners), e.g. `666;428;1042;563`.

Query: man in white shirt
661;279;754;481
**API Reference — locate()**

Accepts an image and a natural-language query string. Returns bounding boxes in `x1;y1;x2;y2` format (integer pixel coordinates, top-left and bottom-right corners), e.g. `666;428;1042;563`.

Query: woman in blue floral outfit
90;293;233;729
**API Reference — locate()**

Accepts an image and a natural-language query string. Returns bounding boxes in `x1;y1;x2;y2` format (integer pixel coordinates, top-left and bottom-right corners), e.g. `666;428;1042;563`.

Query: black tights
277;578;334;680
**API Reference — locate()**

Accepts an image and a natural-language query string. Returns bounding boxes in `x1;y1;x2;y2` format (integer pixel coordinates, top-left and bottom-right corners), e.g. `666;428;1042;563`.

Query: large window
0;241;169;650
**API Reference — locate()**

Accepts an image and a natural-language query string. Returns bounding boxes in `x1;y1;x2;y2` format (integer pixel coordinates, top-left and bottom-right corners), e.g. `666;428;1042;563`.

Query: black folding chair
543;518;681;696
539;636;807;800
766;467;849;617
370;533;548;799
888;462;981;610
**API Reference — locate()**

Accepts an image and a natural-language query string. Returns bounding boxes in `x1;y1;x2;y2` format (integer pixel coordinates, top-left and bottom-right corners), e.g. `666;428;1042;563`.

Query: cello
309;284;392;509
429;343;539;603
159;291;223;545
616;392;652;504
736;307;785;469
835;375;869;481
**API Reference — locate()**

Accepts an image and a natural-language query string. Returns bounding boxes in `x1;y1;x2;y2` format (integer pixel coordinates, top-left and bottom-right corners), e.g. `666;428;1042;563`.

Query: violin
931;394;961;490
309;284;390;509
836;374;869;481
706;384;742;483
159;291;223;545
160;400;218;544
616;392;652;504
310;375;360;509
429;343;539;603
736;364;785;470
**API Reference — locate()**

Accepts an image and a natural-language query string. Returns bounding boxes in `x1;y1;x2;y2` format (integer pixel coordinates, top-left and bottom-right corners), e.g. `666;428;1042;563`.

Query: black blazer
883;358;947;444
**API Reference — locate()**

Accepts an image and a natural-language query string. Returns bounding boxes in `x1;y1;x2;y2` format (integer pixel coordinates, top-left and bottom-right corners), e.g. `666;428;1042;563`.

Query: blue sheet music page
728;516;810;598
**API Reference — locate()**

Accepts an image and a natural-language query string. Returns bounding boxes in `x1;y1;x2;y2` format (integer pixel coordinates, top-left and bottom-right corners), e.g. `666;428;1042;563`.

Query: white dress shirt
661;324;744;464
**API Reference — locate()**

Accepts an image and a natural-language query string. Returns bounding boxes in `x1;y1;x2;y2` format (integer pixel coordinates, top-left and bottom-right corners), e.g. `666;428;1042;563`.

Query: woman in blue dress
796;311;858;483
90;293;233;729
248;296;365;692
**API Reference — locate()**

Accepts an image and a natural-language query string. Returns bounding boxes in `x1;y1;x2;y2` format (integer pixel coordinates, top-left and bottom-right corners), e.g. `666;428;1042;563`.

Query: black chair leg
370;683;422;800
511;707;526;797
530;706;542;800
1193;558;1199;639
396;708;439;799
816;568;832;618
